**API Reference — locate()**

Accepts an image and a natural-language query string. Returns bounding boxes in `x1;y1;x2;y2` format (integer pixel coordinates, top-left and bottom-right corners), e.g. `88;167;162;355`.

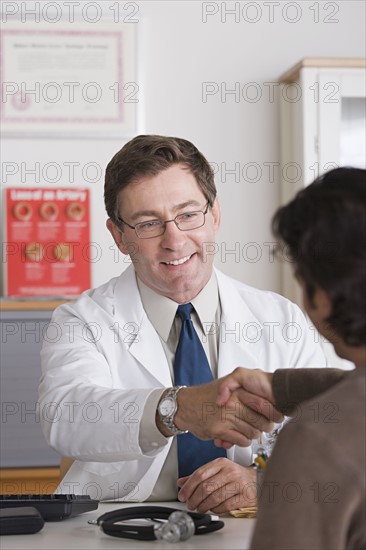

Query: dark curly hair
272;167;366;346
104;135;217;226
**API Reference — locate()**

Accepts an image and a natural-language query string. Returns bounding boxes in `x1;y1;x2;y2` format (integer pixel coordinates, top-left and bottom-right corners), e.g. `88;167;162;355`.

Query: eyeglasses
117;202;210;239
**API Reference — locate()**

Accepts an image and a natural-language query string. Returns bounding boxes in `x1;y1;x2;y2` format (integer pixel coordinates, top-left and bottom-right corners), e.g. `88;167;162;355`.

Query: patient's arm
272;367;348;415
217;367;348;416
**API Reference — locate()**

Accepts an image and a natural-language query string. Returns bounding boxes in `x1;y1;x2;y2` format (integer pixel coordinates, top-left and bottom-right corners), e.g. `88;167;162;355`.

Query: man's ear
106;218;129;255
211;197;221;231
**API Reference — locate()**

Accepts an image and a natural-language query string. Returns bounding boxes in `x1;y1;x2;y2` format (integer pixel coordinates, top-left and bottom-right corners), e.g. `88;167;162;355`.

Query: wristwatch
157;386;188;436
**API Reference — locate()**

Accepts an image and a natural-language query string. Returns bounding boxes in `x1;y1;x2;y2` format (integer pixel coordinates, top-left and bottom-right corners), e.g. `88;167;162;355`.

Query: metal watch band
160;386;188;436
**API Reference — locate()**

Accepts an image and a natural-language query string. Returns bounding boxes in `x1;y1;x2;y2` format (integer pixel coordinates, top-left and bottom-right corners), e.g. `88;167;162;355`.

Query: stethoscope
89;505;225;543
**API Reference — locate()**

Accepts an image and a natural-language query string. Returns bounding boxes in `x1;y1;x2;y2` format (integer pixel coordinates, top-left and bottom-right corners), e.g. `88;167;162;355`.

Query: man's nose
160;219;185;247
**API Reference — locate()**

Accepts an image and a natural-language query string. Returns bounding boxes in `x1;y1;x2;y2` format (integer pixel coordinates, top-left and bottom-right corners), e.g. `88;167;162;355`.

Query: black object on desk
0;507;44;535
0;494;99;521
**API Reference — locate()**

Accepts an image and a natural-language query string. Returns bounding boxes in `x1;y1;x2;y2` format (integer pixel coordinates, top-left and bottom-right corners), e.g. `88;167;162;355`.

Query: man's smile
161;254;193;266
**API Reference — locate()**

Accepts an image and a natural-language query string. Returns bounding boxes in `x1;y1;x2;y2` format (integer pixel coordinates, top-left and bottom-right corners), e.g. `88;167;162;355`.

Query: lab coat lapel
216;269;262;377
112;266;262;385
113;266;172;387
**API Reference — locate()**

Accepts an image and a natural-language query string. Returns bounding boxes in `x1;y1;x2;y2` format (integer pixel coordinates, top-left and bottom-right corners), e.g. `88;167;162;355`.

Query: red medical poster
5;188;91;297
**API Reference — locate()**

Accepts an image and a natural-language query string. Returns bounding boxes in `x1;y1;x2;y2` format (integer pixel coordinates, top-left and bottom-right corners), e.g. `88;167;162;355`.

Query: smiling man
39;135;326;511
106;164;218;304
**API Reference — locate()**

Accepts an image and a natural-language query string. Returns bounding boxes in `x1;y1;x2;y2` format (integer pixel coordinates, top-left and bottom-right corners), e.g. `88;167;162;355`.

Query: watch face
159;397;175;417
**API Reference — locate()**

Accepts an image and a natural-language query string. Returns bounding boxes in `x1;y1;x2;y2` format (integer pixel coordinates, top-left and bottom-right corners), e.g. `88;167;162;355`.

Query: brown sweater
251;367;366;550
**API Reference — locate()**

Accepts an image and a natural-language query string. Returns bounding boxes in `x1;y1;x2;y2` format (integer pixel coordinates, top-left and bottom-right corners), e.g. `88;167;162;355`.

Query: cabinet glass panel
340;97;366;168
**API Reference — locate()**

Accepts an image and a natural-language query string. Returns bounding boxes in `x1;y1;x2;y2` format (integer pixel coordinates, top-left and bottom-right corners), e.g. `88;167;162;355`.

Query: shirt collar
190;273;219;336
137;273;219;342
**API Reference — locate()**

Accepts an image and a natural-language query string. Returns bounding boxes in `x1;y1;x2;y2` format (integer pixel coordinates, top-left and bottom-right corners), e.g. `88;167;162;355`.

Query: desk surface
0;501;255;549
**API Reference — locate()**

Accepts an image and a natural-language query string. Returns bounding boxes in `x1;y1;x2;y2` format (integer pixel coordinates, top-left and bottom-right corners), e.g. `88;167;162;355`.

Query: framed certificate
1;24;137;137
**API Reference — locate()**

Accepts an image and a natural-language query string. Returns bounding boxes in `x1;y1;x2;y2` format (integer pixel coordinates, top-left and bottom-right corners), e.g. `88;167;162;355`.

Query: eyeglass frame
116;201;211;239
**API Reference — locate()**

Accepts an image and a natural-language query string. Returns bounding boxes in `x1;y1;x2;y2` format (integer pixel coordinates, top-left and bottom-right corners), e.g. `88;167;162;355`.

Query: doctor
39;135;326;512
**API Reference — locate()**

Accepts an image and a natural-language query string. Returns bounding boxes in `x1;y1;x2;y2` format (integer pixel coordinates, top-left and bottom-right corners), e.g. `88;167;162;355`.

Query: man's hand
216;367;275;408
177;458;256;513
171;369;283;448
174;378;273;448
213;367;284;448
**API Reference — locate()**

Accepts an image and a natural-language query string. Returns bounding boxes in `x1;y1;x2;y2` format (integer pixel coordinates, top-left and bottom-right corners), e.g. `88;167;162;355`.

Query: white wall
1;0;365;294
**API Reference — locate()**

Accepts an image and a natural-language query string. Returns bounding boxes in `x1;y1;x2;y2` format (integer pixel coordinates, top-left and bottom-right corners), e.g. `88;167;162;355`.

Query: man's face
107;163;220;303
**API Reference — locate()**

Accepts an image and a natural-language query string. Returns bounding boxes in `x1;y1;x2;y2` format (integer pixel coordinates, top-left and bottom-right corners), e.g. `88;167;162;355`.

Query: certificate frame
0;24;137;138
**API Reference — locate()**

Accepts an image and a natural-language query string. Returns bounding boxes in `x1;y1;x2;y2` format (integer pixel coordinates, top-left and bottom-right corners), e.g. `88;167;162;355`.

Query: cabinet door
279;63;364;370
1;310;61;468
280;66;366;193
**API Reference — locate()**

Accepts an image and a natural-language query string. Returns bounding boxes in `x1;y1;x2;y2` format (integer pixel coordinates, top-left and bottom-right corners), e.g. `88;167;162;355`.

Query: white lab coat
39;266;326;501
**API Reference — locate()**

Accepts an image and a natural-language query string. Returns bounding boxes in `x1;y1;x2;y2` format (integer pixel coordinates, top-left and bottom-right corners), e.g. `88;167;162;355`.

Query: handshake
172;367;284;448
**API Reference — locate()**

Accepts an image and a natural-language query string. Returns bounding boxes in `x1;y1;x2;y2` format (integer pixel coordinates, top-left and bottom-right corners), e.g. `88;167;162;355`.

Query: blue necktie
174;303;226;477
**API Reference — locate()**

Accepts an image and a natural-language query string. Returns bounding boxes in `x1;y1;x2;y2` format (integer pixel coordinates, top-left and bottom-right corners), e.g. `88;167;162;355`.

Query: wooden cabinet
0;300;68;493
279;57;366;305
278;58;365;371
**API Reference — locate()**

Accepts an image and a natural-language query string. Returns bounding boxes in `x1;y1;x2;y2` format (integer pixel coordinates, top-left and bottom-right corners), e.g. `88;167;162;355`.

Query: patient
218;167;365;549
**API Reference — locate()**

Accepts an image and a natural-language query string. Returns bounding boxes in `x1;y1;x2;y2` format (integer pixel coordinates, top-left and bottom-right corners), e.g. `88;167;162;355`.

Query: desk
0;501;255;549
